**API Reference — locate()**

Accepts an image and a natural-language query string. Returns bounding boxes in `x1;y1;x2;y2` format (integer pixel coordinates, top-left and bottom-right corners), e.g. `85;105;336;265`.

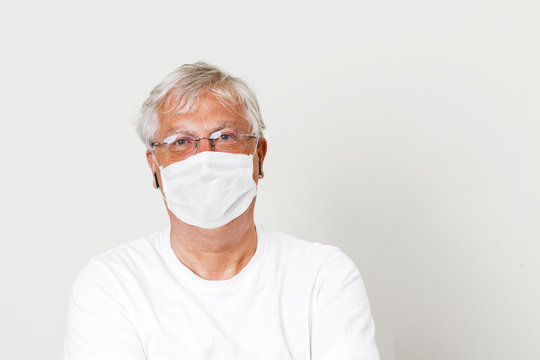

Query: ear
146;149;160;189
256;137;268;178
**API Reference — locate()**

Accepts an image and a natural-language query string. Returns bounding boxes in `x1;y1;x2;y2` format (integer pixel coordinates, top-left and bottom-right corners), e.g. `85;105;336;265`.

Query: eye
220;133;233;141
174;138;189;146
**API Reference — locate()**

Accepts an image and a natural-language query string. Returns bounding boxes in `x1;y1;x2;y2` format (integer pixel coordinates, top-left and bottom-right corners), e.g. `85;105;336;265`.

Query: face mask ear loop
251;137;262;180
151;151;167;201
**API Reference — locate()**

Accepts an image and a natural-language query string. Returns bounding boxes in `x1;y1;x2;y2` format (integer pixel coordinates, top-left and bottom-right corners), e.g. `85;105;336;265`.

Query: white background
1;0;539;359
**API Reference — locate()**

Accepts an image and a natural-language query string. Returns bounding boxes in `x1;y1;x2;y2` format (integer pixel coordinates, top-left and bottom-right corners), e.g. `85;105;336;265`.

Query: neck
168;202;258;280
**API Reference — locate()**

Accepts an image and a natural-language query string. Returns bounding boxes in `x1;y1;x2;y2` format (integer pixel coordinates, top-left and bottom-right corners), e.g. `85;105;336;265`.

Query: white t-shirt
64;225;379;360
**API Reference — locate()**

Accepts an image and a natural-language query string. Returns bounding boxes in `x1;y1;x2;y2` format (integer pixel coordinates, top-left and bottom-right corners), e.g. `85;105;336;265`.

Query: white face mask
154;150;258;229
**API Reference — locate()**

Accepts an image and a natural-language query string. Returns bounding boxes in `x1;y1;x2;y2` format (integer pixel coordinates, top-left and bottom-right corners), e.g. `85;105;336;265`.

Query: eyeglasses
151;130;257;160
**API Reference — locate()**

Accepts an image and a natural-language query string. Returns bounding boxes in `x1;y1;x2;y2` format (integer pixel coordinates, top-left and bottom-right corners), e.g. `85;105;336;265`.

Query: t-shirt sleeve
310;247;380;360
64;258;145;360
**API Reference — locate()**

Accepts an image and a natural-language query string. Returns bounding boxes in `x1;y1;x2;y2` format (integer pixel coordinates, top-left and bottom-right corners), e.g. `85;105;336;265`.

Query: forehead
157;94;250;136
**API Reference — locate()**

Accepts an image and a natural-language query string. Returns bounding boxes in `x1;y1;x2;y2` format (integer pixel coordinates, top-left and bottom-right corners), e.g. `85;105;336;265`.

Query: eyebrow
166;121;242;137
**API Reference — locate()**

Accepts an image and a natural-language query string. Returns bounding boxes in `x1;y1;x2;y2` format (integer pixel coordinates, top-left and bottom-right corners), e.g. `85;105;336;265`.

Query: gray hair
135;62;265;149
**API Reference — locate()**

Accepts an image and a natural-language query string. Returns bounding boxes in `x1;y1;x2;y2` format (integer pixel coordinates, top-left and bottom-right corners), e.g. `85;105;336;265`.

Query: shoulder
89;231;164;273
261;225;351;260
93;231;163;264
71;231;165;297
260;225;359;280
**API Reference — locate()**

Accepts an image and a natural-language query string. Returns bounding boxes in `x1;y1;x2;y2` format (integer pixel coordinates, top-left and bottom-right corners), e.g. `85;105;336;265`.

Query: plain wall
1;1;539;359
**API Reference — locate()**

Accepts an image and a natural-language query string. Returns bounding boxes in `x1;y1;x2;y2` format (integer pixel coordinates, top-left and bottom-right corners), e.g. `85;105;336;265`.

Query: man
64;62;379;360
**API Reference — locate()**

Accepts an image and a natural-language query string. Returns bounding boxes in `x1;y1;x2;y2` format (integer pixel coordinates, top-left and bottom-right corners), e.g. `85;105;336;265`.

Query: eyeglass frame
150;130;259;155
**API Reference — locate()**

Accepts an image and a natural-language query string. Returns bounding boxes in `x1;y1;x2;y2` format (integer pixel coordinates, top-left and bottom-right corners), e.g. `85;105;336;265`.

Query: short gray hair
135;62;265;149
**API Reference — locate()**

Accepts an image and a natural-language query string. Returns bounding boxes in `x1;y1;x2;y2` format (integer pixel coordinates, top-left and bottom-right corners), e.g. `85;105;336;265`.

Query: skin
146;94;268;281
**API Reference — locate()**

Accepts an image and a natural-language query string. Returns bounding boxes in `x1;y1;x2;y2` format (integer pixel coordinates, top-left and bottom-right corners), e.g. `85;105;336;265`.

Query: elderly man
64;62;379;360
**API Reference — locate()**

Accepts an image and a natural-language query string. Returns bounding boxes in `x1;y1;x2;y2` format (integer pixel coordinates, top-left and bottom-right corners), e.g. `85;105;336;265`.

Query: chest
129;275;312;360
